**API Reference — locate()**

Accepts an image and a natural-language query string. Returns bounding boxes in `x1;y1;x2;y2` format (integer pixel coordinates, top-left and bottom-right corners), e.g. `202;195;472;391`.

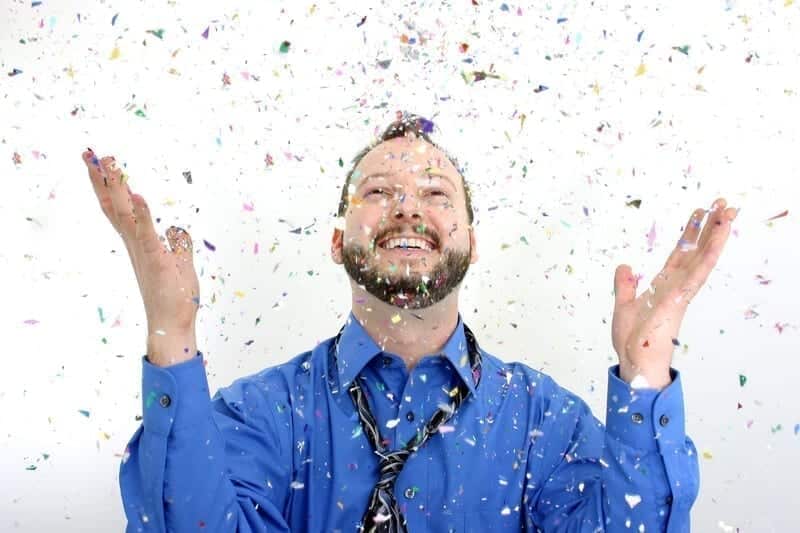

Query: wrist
146;330;197;367
618;360;671;390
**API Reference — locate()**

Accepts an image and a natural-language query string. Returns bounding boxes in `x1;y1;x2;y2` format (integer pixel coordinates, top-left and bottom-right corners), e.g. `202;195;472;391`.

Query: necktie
332;323;483;533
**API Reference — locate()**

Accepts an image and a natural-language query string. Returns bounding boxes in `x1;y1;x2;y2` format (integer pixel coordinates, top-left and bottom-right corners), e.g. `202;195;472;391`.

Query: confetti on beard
340;242;472;310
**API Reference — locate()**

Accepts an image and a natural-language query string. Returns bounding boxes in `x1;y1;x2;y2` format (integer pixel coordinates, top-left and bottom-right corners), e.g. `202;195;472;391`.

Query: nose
391;191;422;220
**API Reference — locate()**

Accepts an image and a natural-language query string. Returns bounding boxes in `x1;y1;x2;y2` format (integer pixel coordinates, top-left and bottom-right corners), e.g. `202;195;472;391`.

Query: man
85;112;737;532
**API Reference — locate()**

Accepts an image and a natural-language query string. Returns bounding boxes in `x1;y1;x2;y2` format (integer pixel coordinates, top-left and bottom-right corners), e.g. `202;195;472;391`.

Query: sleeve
523;365;700;533
118;351;292;532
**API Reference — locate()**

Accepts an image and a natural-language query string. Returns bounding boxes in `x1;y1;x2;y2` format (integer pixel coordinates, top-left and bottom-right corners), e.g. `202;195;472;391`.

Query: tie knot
375;449;410;489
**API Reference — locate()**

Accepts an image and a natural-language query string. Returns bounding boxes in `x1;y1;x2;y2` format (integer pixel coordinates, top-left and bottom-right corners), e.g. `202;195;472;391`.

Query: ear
469;226;478;264
331;228;344;264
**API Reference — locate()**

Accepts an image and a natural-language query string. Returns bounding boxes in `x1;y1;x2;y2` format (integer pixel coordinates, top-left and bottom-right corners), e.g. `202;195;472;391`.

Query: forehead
353;137;459;183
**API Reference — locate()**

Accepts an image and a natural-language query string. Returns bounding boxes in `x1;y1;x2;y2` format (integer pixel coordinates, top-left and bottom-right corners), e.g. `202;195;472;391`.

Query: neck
349;283;461;372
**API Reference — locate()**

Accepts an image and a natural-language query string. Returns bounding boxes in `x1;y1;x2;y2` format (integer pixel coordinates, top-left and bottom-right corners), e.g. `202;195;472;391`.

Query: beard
341;240;472;310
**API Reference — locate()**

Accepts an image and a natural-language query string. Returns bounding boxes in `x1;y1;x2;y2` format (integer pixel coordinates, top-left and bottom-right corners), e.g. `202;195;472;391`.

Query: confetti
646;221;657;250
625;494;642;509
765;209;788;222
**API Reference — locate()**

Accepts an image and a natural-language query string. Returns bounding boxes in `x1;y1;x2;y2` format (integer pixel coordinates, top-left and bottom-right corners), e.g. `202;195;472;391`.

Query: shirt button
404;487;416;499
159;394;171;408
631;412;644;424
406;411;415;422
382;356;392;367
659;414;670;427
665;495;673;505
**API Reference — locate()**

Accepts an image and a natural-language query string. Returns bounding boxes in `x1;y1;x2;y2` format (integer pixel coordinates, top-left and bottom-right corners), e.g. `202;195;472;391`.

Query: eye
367;188;387;196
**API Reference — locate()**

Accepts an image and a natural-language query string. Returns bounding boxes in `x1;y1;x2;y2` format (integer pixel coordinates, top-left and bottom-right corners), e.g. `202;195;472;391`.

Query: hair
336;112;474;226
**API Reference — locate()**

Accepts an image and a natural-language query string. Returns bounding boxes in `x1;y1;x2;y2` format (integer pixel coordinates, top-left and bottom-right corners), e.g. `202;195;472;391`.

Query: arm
118;352;292;532
524;365;699;532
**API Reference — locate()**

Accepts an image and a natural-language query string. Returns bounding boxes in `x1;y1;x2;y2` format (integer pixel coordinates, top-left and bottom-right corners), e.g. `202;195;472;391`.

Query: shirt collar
334;310;478;396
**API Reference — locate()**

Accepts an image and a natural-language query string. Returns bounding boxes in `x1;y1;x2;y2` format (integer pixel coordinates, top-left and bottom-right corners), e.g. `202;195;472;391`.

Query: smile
378;237;435;251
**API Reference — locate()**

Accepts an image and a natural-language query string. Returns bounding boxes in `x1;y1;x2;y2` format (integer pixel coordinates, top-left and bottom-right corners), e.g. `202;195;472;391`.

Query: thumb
613;264;637;309
166;226;194;257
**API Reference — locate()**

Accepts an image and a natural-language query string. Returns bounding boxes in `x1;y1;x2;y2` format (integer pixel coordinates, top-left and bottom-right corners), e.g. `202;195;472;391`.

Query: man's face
331;134;478;310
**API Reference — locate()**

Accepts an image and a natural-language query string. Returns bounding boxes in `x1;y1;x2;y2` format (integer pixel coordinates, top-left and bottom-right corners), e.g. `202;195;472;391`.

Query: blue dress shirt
119;311;699;532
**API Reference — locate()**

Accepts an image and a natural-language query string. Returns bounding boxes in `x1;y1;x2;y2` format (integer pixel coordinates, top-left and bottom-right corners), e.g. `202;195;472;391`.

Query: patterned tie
340;324;483;533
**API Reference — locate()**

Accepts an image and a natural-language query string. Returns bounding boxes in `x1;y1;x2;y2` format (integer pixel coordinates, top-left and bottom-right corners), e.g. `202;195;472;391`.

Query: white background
1;0;798;531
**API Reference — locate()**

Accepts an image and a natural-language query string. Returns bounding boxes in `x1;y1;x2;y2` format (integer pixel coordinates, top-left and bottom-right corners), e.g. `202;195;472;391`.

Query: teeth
381;238;433;251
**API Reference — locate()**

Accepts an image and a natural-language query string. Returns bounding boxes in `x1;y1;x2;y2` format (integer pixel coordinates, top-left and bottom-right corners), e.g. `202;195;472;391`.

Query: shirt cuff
141;351;212;437
605;364;687;454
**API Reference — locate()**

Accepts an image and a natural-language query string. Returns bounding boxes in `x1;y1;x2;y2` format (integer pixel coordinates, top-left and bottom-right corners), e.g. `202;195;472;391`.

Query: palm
612;198;738;368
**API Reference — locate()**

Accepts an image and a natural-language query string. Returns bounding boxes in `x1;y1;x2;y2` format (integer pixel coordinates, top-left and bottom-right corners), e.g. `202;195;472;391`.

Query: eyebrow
357;172;458;191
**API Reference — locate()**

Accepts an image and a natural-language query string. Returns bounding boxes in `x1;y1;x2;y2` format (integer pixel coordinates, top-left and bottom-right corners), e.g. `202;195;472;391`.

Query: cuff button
631;412;644;424
159;394;172;408
659;414;670;427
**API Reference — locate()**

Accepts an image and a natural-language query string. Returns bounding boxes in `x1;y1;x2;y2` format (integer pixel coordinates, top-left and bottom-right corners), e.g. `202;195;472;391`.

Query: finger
695;197;727;253
129;193;165;256
613;264;637;308
83;149;119;226
663;207;705;269
688;203;735;288
166;226;194;257
100;156;138;241
165;225;196;278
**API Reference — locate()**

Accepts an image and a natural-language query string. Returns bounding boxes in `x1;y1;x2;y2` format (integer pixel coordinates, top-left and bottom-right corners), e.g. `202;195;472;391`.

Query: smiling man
334;116;476;371
115;112;738;532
